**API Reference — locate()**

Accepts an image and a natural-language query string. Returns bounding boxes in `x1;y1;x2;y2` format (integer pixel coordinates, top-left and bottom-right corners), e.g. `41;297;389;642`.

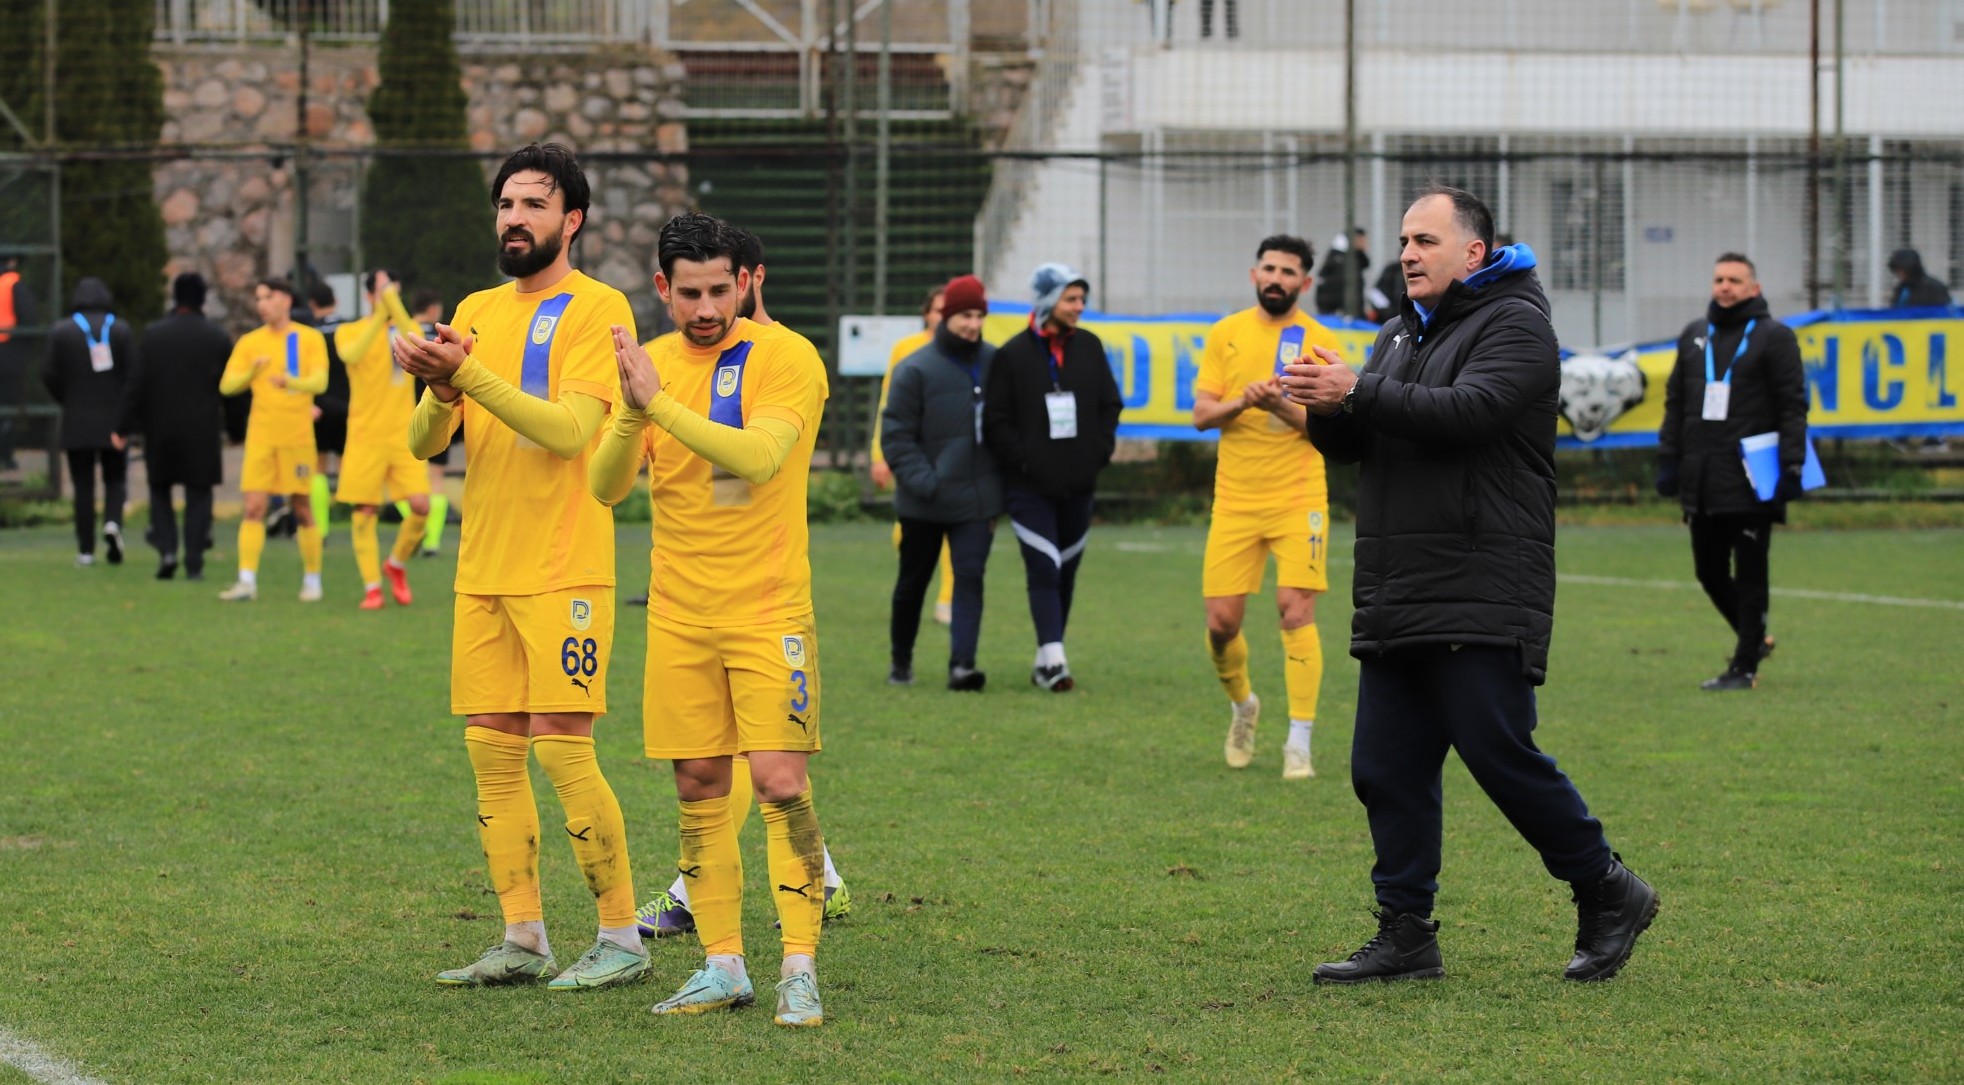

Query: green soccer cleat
823;881;853;923
651;966;755;1016
772;971;824;1028
546;939;651;991
434;941;557;987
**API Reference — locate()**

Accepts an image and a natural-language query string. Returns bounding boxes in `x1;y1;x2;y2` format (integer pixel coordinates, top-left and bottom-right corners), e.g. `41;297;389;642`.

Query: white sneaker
1225;694;1259;769
1282;744;1315;780
217;580;257;601
933;601;952;625
298;582;324;603
75;553;95;567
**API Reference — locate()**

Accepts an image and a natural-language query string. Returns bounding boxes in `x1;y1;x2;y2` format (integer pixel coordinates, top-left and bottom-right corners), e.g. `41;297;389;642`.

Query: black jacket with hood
42;277;134;450
1887;249;1953;309
1307;245;1563;684
984;319;1123;499
1657;294;1809;520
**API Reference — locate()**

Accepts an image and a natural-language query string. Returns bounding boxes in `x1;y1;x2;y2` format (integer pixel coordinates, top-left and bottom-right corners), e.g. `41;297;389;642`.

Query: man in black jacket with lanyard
984;263;1123;692
44;277;134;566
1281;187;1656;986
1657;253;1809;691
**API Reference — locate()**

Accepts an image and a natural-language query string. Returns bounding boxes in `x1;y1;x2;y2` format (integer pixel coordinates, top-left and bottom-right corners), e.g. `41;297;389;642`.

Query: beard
1257;284;1299;316
738;284;758;320
680;313;732;347
496;225;565;280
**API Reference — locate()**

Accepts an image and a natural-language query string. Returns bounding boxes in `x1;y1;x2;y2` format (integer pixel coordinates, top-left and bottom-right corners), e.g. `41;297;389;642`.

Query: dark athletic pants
891;517;994;671
1352;644;1613;917
1003;482;1093;647
1689;513;1774;673
148;480;214;575
66;446;127;556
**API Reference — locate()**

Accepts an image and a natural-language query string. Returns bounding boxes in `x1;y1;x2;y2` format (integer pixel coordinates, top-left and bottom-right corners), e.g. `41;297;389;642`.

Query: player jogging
1192;235;1340;780
398;142;646;991
634;227;851;942
590;213;831;1027
334;270;431;610
217;277;329;602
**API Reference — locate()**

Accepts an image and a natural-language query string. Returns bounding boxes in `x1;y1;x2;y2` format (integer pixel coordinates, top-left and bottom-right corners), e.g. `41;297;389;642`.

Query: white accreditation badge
89;342;113;372
1701;381;1731;422
1045;390;1078;440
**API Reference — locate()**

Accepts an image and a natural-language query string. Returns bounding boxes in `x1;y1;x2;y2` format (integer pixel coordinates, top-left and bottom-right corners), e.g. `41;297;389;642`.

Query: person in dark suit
115;272;231;580
44;276;134;566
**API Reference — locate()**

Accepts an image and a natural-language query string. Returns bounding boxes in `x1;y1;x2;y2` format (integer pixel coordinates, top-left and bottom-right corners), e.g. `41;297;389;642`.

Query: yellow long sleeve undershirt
410;356;609;460
587;395;801;507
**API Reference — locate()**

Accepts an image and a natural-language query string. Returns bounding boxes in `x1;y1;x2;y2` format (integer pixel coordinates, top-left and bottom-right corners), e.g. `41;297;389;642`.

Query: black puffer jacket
1657;294;1808;520
1308;249;1561;683
881;328;1003;523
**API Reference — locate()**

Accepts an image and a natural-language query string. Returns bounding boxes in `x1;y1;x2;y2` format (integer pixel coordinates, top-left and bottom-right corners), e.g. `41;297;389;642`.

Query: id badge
1702;382;1731;422
974;399;984;445
1045;390;1078;440
89;342;113;373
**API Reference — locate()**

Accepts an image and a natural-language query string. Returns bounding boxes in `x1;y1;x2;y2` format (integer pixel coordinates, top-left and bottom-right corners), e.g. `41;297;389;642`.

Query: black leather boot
1312;910;1445;985
1564;855;1659;982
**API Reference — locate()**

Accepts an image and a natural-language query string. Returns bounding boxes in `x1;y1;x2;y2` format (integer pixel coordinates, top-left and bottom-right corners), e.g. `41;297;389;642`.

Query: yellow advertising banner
985;304;1964;447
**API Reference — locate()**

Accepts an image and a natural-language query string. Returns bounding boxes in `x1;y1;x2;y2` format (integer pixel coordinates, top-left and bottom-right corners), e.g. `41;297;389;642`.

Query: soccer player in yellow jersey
333;269;430;610
396;142;647;991
872;285;955;626
1192;235;1341;781
590;213;831;1027
217;277;330;602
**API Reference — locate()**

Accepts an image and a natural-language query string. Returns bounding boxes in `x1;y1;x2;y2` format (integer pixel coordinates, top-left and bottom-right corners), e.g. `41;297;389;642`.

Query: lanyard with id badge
1702;319;1754;421
73;313;116;373
1044;350;1077;440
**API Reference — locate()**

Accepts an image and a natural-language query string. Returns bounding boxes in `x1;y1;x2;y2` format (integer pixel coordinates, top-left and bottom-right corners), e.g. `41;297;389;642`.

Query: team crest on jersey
531;314;559;346
1278;341;1301;364
1307;510;1325;531
781;635;806;669
570;598;592;632
716;366;740;398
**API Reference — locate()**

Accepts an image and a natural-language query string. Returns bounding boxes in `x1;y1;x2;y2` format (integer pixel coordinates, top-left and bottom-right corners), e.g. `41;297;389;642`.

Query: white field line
0;1027;109;1085
1560;573;1964;611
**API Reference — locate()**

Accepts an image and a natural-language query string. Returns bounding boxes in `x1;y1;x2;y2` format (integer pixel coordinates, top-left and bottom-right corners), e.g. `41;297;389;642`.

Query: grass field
1;516;1960;1083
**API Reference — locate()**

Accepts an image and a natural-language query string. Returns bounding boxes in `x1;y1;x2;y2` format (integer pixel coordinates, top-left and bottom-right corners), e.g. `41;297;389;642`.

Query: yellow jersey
640;318;829;627
223;323;329;448
446;271;628;596
1194;306;1341;511
872;327;933;464
334;313;418;448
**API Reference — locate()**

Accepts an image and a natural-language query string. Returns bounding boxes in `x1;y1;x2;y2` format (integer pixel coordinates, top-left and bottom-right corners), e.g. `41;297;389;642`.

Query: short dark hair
1254;234;1314;274
1716;252;1756;275
491;142;592;246
920;285;945;316
307;281;336;309
657;212;741;280
172;272;207;311
733;228;765;273
408;288;442;316
362;269;395;294
258;276;295;300
1418;185;1496;253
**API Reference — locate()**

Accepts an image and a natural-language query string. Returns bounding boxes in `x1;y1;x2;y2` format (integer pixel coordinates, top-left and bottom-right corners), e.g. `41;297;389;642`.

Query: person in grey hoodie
880;274;1001;691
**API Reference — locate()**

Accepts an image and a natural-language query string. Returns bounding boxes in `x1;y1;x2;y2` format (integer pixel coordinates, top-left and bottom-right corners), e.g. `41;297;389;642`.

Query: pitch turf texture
1;518;1958;1083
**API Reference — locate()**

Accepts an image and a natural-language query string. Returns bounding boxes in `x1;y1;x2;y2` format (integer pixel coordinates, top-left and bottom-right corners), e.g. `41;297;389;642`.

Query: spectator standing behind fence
1656;253;1808;692
114;272;230;581
44;277;134;567
0;255;33;471
984;263;1122;693
1315;228;1370;319
1886;248;1952;309
882;274;1001;692
1280;187;1657;986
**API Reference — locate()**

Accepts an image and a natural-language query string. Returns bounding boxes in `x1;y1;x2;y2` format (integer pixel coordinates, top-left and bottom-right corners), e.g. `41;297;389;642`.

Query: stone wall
151;44;690;330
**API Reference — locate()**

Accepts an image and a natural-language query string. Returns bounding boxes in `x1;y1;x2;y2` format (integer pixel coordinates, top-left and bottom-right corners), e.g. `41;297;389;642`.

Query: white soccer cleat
1225;693;1259;769
1282;744;1315;780
217;580;257;601
298;582;324;603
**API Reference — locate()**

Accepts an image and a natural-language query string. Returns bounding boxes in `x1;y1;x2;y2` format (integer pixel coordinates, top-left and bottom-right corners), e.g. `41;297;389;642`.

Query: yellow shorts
240;440;317;495
1202;504;1330;597
643;612;822;760
335;440;430;506
451;587;614;717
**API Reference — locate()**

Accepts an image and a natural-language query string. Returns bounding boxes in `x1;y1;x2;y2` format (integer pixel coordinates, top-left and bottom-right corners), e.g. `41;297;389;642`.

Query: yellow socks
532;735;636;930
1208;630;1253;704
237;519;266;575
761;789;825;957
1280;623;1323;721
309;472;331;539
464;728;542;924
424;494;449;552
935;539;955;609
350;509;381;586
392;511;428;566
729;754;756;837
296;522;323;575
677;796;744;958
